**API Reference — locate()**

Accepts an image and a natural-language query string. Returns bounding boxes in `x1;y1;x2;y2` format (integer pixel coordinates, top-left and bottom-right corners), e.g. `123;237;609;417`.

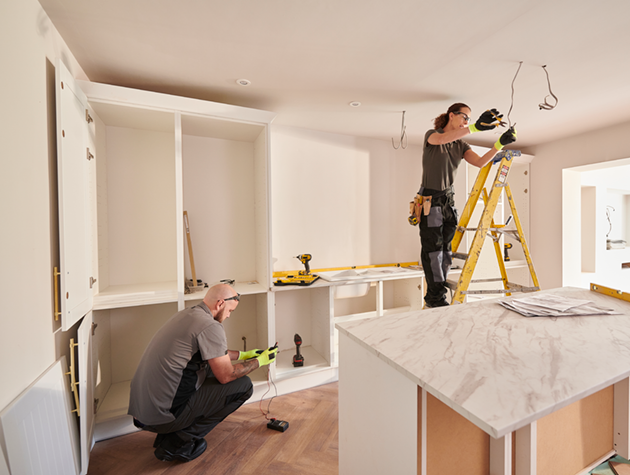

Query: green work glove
255;345;278;367
469;108;503;133
238;349;262;360
494;127;517;150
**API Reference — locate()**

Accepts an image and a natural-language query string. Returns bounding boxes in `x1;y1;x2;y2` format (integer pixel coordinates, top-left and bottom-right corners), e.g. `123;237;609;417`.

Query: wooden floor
87;382;338;475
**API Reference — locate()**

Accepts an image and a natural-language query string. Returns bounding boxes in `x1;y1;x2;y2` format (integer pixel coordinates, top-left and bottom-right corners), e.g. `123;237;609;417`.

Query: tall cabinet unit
55;61;275;472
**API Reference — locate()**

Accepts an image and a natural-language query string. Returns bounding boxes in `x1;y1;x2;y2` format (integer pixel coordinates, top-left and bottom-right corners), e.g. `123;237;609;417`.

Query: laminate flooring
87;382;339;475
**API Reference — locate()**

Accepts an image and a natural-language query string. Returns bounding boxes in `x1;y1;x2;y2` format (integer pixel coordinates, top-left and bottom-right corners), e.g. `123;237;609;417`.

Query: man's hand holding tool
255;345;279;367
238;349;262;360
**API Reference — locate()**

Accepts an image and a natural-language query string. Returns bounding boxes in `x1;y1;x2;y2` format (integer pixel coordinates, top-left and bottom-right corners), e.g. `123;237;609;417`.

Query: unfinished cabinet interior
56;61;275;453
56;62;534;472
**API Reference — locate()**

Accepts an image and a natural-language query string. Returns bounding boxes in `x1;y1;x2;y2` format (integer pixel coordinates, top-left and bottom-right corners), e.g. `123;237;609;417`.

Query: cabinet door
56;61;93;330
77;312;94;475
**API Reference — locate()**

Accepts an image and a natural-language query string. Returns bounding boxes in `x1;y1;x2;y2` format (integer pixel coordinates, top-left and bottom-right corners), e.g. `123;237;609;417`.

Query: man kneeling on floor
128;283;278;462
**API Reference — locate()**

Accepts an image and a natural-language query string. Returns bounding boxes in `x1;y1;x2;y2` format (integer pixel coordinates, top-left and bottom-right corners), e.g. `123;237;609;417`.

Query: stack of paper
499;293;619;317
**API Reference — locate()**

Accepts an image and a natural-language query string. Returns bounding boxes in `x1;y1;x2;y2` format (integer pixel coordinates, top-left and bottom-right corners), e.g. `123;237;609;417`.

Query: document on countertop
499;293;620;317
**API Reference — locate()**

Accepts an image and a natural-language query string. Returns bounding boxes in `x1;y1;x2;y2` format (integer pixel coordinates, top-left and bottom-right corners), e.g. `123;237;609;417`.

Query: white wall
529;122;630;289
0;0;87;415
270;125;423;272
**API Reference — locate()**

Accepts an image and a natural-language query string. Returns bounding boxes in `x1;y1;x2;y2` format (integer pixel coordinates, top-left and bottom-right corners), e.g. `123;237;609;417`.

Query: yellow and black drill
296;254;312;275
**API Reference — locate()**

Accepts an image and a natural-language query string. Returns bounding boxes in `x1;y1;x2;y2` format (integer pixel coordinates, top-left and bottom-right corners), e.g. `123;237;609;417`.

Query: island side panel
419;390;491;475
339;332;417;475
537;385;613;475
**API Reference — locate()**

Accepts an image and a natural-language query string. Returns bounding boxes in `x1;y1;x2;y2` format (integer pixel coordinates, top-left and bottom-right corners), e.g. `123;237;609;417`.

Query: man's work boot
154;434;207;462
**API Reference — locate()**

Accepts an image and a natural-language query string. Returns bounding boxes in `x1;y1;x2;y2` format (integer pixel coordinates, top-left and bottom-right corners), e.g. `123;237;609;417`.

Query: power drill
295;254;312;275
292;333;304;367
504;243;513;262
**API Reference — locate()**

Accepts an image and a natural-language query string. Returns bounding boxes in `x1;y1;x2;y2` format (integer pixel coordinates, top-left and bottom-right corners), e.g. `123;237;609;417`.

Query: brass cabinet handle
53;267;61;321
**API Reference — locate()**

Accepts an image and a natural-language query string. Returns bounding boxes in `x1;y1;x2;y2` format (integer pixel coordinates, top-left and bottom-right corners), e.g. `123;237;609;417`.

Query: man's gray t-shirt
128;302;227;425
421;129;471;191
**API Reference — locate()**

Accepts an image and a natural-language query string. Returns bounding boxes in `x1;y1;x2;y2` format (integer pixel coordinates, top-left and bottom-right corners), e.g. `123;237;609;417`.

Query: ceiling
38;0;630;150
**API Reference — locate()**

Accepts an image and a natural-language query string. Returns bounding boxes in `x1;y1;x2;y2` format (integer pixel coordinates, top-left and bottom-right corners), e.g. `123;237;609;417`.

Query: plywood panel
419;392;490;475
537;386;613;475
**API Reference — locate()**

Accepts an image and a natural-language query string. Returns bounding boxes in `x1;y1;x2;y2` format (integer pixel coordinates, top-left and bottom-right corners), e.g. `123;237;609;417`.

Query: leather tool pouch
423;195;432;216
408;194;423;226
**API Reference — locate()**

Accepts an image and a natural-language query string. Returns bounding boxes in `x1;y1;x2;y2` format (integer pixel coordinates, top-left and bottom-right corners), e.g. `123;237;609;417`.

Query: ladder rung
451;282;541;295
459;289;513;295
452;252;468;260
506;283;540;292
445;279;458;290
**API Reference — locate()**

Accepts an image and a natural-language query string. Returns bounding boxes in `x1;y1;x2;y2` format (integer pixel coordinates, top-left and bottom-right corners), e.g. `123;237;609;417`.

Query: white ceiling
39;0;630;149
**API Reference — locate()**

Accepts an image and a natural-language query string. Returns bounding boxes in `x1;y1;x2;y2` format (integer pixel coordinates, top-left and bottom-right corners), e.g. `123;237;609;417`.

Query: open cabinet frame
55;61;276;471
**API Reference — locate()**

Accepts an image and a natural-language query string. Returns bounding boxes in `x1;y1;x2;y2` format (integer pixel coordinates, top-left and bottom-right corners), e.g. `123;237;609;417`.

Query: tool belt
408;194;429;225
408;186;453;226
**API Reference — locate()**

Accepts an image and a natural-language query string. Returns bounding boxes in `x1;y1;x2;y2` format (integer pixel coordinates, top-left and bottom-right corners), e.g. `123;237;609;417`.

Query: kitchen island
336;287;630;475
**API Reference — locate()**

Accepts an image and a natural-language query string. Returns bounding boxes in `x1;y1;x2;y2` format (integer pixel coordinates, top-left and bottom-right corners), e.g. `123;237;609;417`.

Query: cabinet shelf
183;281;268;302
274;346;331;380
93;282;178;309
93;366;276;442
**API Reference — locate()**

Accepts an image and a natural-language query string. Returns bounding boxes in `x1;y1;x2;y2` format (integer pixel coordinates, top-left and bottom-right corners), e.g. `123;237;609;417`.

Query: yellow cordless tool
274;254;320;287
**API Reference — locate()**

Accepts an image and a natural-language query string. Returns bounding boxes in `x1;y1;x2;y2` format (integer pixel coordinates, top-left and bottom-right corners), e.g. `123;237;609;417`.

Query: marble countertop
335;287;630;438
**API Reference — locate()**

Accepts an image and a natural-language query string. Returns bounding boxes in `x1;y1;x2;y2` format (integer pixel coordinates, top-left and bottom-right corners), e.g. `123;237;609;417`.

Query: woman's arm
427;128;471;146
463;147;499;168
463;127;517;168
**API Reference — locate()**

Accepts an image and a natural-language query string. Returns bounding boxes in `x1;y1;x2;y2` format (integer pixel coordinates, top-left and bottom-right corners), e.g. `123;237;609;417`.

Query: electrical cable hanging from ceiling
507;61;523;129
539;65;558;111
392;111;408;150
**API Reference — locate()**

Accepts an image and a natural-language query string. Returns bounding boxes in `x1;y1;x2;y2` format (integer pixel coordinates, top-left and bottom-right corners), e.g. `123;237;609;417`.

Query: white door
56;61;93;330
77;312;94;475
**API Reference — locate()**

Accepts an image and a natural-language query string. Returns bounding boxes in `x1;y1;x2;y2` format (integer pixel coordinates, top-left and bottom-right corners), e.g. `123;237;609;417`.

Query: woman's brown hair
433;103;470;130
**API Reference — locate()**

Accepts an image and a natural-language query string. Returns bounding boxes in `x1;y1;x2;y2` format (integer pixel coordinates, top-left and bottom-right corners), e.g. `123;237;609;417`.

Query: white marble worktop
336;287;630;439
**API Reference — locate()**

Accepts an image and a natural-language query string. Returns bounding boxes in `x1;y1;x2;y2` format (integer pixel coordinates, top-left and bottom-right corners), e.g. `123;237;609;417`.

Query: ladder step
447;281;540;295
452;252;468;260
445;279;459;290
471;278;504;284
506;283;540;292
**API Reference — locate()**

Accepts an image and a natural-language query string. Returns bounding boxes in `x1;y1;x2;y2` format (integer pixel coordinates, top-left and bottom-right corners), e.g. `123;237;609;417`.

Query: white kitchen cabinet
55;60;533;473
55;60;275;469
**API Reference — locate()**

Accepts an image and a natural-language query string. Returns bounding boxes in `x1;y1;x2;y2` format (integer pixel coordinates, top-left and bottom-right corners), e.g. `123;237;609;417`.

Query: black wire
259;365;279;420
507;61;523;129
266;371;278;415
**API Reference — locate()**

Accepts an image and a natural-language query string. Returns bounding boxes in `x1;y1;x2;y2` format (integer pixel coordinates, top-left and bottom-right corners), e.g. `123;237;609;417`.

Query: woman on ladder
419;103;516;308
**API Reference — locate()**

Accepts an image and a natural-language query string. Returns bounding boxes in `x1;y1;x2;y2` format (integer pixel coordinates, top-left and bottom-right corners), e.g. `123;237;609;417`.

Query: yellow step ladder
447;149;540;304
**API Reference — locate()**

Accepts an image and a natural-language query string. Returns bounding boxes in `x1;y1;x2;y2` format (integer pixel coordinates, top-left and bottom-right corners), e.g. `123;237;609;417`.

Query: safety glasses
453;111;470;123
224;293;240;302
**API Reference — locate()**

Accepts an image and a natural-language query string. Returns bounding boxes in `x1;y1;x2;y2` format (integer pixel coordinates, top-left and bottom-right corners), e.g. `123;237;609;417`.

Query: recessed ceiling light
349;101;361;107
236;79;251;86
